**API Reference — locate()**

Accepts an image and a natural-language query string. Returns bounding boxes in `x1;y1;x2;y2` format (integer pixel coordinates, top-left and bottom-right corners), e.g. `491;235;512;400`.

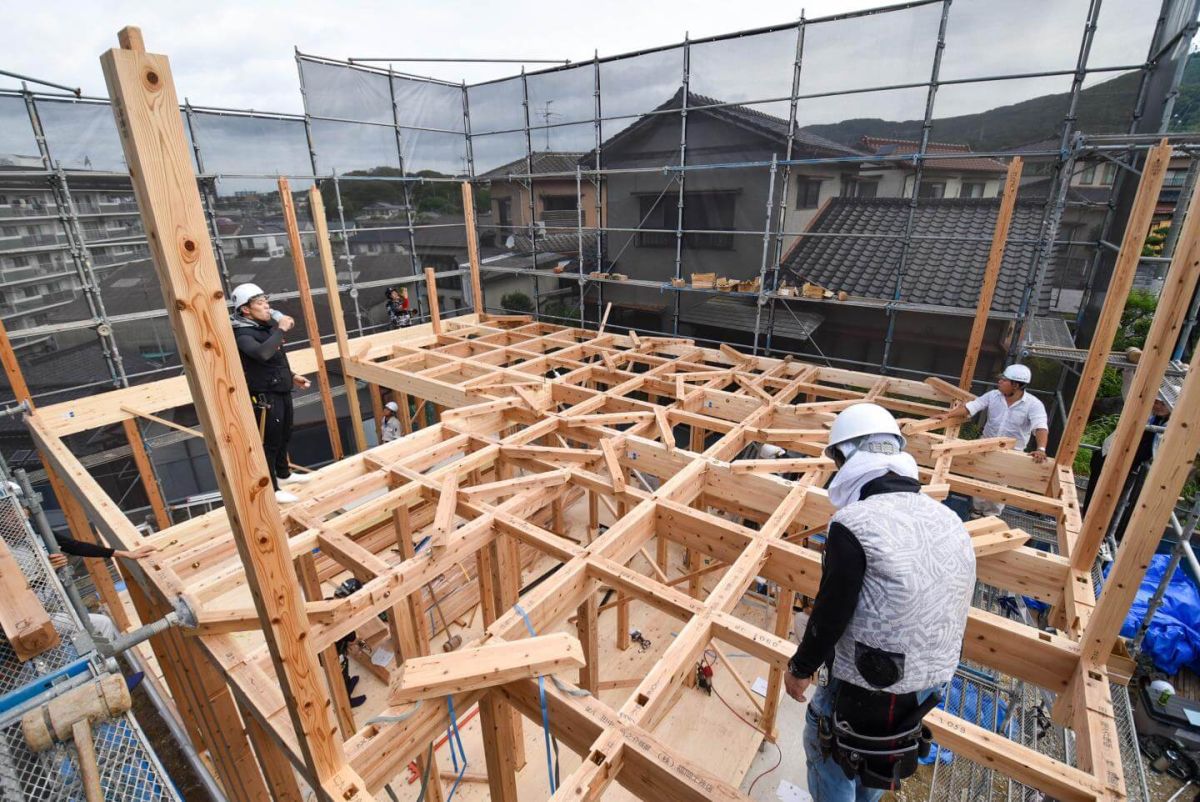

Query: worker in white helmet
935;364;1049;517
381;400;402;443
785;403;975;800
228;283;312;504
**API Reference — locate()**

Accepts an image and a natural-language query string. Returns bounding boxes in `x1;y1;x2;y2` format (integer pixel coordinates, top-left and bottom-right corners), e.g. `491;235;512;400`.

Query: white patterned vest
829;491;975;694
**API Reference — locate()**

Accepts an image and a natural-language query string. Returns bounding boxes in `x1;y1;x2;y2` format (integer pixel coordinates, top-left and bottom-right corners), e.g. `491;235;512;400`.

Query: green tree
501;292;534;314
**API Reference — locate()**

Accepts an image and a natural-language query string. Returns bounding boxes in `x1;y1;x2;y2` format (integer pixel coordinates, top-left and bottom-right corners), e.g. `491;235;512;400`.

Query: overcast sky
4;0;1167;115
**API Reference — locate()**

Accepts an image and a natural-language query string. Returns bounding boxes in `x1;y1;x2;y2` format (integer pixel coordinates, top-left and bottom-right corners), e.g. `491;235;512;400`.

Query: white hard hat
1001;364;1032;384
230;283;266;311
385;401;399;412
824;403;905;461
758;444;786;460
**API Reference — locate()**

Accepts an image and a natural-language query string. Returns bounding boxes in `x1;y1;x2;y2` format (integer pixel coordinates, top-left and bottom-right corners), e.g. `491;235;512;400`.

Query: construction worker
935;363;1049;517
229;283;312;504
784;403;975;800
385;286;410;329
381;400;402;443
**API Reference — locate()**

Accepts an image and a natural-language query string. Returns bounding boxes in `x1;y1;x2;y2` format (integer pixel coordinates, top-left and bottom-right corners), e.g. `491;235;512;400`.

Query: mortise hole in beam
636;693;649;707
591;751;607;765
1089;670;1103;682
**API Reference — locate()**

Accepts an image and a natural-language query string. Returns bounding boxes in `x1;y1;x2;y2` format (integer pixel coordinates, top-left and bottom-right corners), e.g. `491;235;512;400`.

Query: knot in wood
143;69;161;91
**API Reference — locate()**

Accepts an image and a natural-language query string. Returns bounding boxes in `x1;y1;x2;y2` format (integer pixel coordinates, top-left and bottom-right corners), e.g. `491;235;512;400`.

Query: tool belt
817;682;940;790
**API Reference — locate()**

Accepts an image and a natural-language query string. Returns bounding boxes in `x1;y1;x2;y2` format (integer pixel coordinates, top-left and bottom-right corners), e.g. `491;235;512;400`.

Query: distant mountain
802;64;1165;152
1169;51;1200;132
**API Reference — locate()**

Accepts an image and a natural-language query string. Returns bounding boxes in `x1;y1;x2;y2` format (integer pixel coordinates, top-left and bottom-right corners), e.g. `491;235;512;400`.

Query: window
541;195;577;212
11;256;29;268
637;192;736;249
917;182;946;199
1101;164;1117;186
840;177;879;199
1164;168;1187;187
960;182;986;198
1080;163;1096;184
795;179;823;209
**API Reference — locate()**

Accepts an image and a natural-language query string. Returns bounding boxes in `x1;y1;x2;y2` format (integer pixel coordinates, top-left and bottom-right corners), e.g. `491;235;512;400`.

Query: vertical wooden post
461;182;485;317
242;702;306;802
761;588;796;742
101;30;368;800
586;489;599;545
0;315;131;631
295;553;356;739
398;391;413;435
1056;140;1172;466
616;498;631;651
1072;177;1200;570
368;384;385;444
424;267;442;335
311;187;369;454
280;177;341;460
958;158;1023;390
576;594;599;694
473;535;520;800
123;418;171;531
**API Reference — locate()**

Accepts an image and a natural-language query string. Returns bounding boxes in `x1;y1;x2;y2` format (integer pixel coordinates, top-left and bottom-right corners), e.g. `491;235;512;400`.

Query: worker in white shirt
381;401;402;443
935;364;1049;517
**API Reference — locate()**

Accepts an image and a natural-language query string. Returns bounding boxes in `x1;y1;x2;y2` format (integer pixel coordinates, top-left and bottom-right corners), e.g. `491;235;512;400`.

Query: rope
514;602;558;793
366;699;422;725
445;695;469;800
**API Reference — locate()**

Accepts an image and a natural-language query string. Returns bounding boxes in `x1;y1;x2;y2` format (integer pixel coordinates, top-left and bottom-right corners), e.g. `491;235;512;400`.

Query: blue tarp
919;674;1012;765
1110;554;1200;675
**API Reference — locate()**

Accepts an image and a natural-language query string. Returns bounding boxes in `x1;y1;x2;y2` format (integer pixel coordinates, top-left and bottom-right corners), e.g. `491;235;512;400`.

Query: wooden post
368;384;385;444
295;553;356;739
1056;140;1172;466
0;315;131;631
424;267;442;335
100;30;369;800
280;177;342;460
761;588;796;741
959;158;1023;390
311;187;369;454
1072;176;1200;570
0;536;59;660
461;182;485;317
242;702;305;802
397;391;413;435
576;594;599;693
1081;340;1200;665
123;419;171;531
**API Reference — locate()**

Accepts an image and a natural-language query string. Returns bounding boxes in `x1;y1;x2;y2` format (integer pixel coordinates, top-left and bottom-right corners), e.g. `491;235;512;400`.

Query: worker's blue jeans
803;679;940;802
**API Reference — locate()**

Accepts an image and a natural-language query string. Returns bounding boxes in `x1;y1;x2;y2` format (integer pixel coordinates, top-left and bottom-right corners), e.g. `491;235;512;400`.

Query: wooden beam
295;554;356;740
99;31;367;800
1072;172;1200;569
389;633;585;703
280;176;342;460
600;437;626;493
959;157;1023;390
311;186;368;453
461;181;485;316
1082;341;1200;665
925;376;975;403
123;418;171;530
0;536;60;661
1057;140;1172;466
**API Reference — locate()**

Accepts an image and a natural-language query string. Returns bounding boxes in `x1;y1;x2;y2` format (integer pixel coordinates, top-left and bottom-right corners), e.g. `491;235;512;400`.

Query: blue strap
444;695;468;800
514;602;557;794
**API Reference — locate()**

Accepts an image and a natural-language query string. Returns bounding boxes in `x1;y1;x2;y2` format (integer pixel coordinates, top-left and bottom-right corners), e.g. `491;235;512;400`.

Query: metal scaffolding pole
388;65;427;326
520;68;541;319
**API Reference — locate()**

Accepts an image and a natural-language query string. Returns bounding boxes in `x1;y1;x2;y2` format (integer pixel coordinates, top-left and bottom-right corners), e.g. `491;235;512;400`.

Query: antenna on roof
536;102;561;151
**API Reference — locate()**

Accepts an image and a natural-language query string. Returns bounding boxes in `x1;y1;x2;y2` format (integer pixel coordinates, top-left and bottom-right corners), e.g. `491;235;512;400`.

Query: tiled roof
859;136;1007;173
479;152;587;179
781;197;1052;315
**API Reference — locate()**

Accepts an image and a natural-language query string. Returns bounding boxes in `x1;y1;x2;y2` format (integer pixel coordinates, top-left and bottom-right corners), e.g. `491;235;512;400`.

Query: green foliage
1073;413;1119;476
500;292;534;314
540;300;581;325
1143;222;1170;257
1099;365;1124;398
1113;289;1158;352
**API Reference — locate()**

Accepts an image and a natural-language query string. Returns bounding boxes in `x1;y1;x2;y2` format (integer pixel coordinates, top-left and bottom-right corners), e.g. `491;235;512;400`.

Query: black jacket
231;315;293;393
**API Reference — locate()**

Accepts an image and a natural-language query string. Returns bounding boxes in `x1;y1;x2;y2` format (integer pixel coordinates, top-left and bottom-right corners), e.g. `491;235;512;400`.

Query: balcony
0;203;59;220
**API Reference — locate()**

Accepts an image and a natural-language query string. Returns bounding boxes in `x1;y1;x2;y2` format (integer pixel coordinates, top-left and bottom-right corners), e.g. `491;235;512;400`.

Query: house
680;196;1053;378
854;136;1007;199
479;152;601;242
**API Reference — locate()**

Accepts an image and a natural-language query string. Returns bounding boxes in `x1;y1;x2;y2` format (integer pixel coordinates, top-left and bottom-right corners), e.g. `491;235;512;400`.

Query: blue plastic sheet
1110;554;1200;675
919;675;1011;765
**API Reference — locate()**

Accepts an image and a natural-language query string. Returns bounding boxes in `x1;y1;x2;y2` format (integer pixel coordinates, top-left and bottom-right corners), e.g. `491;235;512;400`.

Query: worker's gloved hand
48;553;67;570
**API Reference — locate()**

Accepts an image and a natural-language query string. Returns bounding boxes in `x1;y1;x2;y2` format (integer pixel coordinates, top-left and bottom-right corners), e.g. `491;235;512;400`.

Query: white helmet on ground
824;402;905;463
385;401;399;413
1001;364;1032;384
230;283;266;312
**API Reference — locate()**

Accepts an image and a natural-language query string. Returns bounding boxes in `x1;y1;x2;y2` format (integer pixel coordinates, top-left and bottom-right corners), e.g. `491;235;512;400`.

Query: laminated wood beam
959;157;1023;390
389;633;585;704
1057;140;1172;466
0;537;59;660
99;29;368;800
